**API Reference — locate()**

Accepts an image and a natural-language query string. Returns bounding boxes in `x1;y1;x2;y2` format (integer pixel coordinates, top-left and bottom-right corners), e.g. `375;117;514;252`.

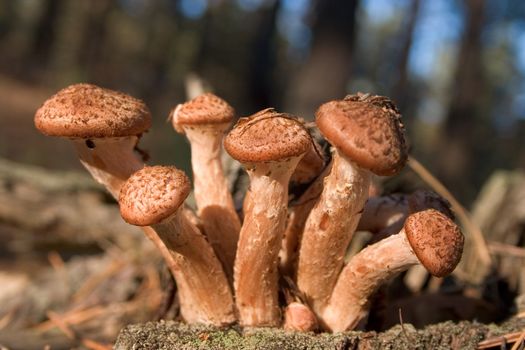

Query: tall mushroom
170;93;240;278
224;108;311;327
322;209;464;332
34;84;217;323
296;93;408;313
119;166;235;326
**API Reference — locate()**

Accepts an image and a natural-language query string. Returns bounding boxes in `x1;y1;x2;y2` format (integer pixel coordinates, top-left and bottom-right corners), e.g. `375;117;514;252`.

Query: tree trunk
390;0;420;112
438;0;487;202
285;0;359;119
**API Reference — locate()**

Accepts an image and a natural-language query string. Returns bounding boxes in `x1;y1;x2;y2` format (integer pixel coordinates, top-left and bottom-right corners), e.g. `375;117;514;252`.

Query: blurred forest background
1;1;525;346
0;0;524;204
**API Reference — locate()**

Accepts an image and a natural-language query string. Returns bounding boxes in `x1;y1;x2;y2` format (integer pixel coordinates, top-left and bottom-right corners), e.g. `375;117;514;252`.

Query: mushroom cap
290;139;326;185
408;190;455;220
224;108;311;163
315;93;408;176
119;166;191;226
170;93;235;133
404;209;464;277
35;83;151;138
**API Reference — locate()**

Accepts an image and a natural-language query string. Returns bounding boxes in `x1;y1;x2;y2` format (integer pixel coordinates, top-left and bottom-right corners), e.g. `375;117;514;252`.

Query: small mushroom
296;93;408;313
224;108;311;326
170;93;240;278
283;302;318;332
119;166;235;326
321;209;464;332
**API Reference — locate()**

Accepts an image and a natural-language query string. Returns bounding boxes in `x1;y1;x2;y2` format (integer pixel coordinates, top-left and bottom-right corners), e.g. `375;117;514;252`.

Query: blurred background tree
0;0;524;205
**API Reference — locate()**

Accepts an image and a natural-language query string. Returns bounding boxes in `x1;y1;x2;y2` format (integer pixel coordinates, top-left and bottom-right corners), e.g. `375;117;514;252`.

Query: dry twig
477;329;525;349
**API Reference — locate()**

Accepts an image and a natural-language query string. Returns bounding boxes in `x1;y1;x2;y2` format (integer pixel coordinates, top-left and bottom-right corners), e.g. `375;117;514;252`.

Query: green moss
115;319;525;349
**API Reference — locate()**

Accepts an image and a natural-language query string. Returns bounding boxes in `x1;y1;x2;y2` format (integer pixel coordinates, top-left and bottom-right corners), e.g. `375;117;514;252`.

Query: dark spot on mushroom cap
35;83;151;138
170;93;235;133
224;108;311;163
404;209;464;277
119;166;191;226
315;93;408;176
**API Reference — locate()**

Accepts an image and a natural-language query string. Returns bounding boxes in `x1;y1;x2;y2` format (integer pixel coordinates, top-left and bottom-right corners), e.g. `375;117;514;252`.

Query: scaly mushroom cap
315;93;408;176
408;190;455;220
224;108;311;163
404;209;464;277
119;166;191;226
170;93;235;133
35;83;151;138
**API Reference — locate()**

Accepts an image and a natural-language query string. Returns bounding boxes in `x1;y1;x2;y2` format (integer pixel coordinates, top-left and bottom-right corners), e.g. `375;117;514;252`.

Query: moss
115;318;525;349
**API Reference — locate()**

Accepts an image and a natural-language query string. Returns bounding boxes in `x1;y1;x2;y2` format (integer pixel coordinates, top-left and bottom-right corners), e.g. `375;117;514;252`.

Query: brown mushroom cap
408;190;455;220
315;93;408;176
290;139;326;185
35;83;151;138
404;209;464;277
170;93;235;133
119;166;191;226
224;108;311;163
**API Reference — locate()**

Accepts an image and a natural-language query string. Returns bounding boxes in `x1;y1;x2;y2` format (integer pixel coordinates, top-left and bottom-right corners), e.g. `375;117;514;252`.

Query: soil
115;318;525;350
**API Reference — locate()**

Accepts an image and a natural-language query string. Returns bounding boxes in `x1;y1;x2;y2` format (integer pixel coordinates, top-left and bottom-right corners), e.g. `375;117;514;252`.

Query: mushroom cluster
34;84;464;332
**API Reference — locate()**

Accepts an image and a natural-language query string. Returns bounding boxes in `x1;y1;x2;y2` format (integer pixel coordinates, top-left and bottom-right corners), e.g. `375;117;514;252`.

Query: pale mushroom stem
321;231;418;332
152;208;236;326
184;127;240;278
279;162;331;277
72;137;208;323
296;149;370;314
73;137;143;198
235;158;301;327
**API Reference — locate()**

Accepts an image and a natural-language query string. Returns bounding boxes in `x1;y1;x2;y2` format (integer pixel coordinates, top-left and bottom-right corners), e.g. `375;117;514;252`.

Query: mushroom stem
152;208;236;325
322;209;463;332
279;162;331;277
184;127;240;278
235;158;301;327
73;137;216;324
321;231;418;332
296;149;370;313
73;137;142;198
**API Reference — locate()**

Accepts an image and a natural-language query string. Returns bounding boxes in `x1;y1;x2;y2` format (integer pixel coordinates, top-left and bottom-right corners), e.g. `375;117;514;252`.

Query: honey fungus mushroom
170;93;240;279
119;166;235;326
224;108;311;327
34;83;151;198
322;209;464;332
296;93;408;314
